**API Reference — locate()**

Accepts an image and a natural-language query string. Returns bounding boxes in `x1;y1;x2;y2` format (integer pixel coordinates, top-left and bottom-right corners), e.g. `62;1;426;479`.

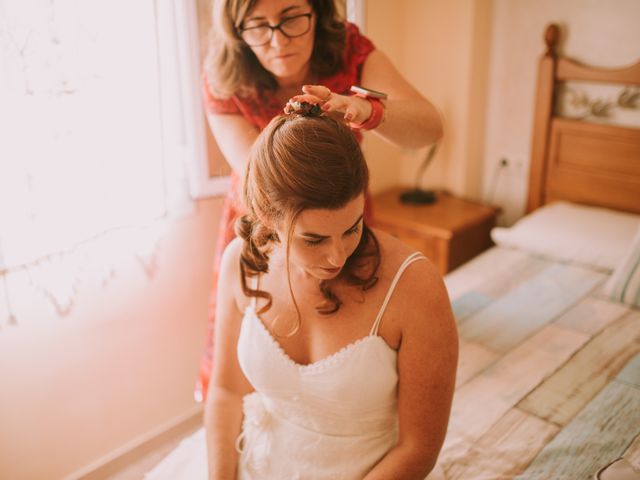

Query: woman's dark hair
237;106;380;336
205;0;346;98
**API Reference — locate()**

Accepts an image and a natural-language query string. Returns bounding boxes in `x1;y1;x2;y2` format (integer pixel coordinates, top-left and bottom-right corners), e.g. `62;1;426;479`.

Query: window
0;0;218;318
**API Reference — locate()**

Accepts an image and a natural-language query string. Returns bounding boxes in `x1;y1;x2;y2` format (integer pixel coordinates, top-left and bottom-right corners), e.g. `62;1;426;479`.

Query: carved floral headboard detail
557;84;640;123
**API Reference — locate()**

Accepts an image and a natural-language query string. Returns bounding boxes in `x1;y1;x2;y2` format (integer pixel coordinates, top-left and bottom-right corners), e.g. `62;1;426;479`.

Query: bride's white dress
146;252;426;480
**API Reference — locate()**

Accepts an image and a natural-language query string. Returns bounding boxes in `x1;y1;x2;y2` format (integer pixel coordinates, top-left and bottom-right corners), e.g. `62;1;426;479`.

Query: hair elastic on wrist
284;100;322;117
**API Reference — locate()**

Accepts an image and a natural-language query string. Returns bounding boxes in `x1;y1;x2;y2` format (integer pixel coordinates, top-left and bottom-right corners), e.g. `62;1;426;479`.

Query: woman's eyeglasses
239;13;312;47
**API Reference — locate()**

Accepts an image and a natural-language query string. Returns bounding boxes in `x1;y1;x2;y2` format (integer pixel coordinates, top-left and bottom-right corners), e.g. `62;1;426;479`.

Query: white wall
482;0;640;224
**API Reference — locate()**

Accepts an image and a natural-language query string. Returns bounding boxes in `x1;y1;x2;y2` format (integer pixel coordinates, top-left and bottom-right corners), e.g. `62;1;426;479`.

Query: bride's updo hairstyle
236;103;380;336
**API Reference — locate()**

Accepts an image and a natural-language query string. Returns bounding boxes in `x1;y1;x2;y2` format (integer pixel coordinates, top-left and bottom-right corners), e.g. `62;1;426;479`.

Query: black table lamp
400;142;438;204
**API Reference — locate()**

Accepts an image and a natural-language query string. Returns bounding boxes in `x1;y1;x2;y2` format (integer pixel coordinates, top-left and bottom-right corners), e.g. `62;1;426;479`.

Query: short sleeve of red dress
201;73;240;115
319;22;375;96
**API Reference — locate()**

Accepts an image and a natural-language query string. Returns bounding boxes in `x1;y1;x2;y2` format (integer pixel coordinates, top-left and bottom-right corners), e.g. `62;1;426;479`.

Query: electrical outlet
498;157;525;171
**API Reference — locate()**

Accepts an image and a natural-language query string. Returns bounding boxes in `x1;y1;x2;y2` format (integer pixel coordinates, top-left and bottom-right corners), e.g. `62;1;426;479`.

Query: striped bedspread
435;246;640;479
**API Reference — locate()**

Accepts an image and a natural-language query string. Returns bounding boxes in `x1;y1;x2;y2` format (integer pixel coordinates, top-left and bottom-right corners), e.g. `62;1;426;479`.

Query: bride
150;104;457;479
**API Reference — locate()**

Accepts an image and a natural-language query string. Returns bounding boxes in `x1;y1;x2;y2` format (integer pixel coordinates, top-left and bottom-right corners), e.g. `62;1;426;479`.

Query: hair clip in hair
284;100;322;116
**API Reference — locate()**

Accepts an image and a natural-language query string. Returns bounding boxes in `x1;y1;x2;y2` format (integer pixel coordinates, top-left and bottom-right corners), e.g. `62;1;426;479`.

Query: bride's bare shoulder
371;227;453;333
220;237;243;273
219;237;248;307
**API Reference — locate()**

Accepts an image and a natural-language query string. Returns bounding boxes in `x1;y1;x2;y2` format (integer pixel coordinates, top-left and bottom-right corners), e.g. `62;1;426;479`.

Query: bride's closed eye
302;223;361;247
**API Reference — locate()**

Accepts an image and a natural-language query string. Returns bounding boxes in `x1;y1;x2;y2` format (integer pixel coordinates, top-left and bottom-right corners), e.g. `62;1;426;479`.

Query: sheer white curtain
0;0;203;320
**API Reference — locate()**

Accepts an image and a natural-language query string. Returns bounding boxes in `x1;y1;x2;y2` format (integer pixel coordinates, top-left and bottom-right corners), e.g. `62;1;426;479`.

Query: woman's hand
285;85;374;126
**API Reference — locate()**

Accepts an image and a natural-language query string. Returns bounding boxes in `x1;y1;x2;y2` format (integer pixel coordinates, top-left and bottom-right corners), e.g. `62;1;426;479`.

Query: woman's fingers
316;96;345;122
322;95;372;124
320;94;348;115
288;93;323;104
302;85;332;101
299;85;354;117
289;86;373;125
342;102;360;123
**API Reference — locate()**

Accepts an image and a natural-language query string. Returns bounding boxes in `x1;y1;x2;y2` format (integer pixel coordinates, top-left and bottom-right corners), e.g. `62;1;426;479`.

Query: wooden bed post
526;24;559;213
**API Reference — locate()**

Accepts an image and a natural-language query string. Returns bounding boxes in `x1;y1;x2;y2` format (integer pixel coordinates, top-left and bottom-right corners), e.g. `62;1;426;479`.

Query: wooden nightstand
372;187;499;274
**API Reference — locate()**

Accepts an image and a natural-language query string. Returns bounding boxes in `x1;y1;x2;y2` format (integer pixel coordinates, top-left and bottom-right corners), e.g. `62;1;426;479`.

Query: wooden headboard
527;24;640;214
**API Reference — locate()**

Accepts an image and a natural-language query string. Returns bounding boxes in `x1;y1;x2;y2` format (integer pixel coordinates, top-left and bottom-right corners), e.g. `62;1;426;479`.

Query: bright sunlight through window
0;0;209;319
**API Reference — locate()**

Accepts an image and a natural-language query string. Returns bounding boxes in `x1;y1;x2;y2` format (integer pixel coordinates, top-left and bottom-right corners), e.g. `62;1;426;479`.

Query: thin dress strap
369;252;427;336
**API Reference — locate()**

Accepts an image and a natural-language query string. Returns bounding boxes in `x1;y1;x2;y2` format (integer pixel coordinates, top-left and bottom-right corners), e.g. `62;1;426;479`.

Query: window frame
159;0;230;199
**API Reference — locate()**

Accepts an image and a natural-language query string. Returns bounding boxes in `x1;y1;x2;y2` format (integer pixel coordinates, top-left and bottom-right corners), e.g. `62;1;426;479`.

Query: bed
433;23;640;480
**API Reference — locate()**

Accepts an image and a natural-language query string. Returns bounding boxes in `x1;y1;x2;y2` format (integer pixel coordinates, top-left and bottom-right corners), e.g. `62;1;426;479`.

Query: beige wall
483;0;640;224
0;199;221;479
363;0;492;200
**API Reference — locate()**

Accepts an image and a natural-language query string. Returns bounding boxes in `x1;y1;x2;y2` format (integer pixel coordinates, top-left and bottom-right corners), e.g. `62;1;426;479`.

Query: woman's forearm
206;113;259;176
373;98;443;149
298;85;443;150
205;388;244;480
363;443;438;480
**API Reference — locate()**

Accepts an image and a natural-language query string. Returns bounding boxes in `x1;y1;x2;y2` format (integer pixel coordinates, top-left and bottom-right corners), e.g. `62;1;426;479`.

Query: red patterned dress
196;23;375;401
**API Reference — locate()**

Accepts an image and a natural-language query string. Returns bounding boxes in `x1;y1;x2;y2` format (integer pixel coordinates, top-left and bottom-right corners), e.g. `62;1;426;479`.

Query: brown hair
205;0;346;98
237;109;380;336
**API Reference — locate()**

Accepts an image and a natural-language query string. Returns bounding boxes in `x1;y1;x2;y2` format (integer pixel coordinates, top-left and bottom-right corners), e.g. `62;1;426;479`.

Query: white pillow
491;201;640;271
602;227;640;306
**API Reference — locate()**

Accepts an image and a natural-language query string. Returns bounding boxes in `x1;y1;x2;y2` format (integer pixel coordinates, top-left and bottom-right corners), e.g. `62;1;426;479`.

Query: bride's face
278;194;365;281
